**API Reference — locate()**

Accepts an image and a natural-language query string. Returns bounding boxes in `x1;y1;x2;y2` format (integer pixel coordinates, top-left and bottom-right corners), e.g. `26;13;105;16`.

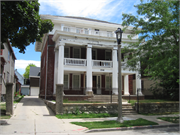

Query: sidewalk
0;96;179;134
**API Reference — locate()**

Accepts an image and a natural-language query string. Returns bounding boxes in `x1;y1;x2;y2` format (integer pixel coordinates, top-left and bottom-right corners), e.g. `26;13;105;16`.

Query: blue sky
14;0;141;75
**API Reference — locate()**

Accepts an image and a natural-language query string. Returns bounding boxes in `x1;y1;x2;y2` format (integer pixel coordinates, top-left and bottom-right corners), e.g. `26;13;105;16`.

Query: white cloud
15;60;40;75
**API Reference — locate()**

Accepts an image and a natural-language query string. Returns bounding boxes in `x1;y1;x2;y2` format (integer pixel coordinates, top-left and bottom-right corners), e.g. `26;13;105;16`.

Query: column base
86;91;94;96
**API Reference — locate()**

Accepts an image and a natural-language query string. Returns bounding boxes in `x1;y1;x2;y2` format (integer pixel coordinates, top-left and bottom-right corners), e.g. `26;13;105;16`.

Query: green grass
56;113;118;119
157;117;179;123
71;118;158;129
128;99;178;106
139;112;179;116
52;99;102;103
14;95;24;103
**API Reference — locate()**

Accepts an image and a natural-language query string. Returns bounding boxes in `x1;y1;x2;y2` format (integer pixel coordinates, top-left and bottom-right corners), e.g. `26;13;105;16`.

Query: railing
64;58;87;66
62;26;138;39
92;60;113;68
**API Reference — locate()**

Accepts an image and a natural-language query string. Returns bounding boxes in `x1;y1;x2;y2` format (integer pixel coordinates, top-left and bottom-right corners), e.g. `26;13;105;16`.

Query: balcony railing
62;26;138;39
64;58;87;66
92;60;113;68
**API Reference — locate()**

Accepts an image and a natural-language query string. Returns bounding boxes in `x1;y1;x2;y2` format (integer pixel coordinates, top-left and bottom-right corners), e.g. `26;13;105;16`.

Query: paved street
0;96;179;135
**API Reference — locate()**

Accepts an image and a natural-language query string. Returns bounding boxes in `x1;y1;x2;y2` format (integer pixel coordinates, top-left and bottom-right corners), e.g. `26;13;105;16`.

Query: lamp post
115;28;123;123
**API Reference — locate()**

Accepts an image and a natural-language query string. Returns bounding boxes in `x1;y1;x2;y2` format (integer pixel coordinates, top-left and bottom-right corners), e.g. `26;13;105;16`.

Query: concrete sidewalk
0;96;179;134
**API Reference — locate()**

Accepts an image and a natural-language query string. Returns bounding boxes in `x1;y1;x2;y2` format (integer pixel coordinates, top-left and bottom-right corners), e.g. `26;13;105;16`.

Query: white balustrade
64;58;87;66
92;60;113;68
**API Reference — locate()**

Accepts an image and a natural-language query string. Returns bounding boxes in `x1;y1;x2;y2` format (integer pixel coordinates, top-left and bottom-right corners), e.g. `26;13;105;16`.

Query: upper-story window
84;28;89;35
63;27;70;32
107;31;113;37
105;50;111;60
8;51;10;61
73;48;81;58
95;29;99;35
76;28;83;34
64;47;70;58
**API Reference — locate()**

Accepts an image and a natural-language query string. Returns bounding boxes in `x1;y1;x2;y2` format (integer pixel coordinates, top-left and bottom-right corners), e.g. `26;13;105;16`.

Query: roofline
7;39;17;60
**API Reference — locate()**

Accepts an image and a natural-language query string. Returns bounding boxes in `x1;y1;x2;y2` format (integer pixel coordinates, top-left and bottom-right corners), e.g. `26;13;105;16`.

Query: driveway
0;96;87;135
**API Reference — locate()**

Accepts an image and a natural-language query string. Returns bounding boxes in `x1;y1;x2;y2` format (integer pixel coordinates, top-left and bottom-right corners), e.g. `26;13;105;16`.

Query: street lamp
115;28;123;123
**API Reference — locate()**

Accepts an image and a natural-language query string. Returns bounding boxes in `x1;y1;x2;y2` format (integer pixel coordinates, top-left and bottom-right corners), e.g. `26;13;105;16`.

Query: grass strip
56;113;117;119
71;118;158;129
139;112;179;116
14;95;24;103
157;117;179;123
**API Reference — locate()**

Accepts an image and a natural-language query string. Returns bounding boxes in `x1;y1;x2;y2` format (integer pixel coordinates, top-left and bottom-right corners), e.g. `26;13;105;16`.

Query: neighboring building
0;39;16;99
29;67;40;96
35;15;143;100
15;69;30;96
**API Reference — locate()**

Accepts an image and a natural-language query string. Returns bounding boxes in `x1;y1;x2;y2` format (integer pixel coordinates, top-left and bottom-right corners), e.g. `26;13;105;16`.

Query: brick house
35;15;143;100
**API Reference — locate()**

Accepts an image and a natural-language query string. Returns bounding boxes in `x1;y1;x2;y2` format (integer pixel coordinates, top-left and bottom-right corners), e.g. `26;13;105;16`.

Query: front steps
86;95;137;115
86;95;127;103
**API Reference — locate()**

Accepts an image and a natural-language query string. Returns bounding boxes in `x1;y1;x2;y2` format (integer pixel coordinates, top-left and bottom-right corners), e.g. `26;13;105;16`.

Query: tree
23;64;36;79
1;0;54;53
121;0;179;100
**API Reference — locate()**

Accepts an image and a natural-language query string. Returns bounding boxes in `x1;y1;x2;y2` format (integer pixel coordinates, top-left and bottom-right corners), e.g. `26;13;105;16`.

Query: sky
13;0;141;75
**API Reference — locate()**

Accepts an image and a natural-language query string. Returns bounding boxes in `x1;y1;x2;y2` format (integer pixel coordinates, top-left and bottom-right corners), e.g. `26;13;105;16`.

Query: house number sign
100;69;104;71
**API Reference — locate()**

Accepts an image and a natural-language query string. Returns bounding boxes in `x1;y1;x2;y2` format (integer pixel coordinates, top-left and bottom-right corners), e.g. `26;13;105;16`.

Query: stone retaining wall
135;102;179;114
43;99;118;114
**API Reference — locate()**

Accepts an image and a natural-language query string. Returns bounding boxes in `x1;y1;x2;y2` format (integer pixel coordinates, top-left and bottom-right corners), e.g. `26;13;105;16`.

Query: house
29;66;40;96
35;15;143;100
0;39;16;100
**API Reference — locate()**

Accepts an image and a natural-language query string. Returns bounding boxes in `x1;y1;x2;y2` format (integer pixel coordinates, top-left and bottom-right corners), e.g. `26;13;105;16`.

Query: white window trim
72;74;81;89
92;49;97;60
63;26;70;32
73;47;81;58
64;74;69;90
64;47;70;58
107;31;113;37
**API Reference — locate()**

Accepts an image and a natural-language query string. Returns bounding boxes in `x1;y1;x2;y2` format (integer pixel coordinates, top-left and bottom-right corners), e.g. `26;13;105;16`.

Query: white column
53;49;58;94
57;42;65;84
124;75;129;95
112;47;118;95
135;61;143;95
86;44;93;95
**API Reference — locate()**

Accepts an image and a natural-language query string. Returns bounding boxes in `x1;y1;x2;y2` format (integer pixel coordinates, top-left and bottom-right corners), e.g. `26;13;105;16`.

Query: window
8;51;10;61
105;50;111;60
76;28;83;34
107;31;113;37
95;29;99;35
84;28;89;34
64;74;69;89
73;75;80;89
105;76;112;89
63;27;70;32
92;49;97;60
73;48;80;58
64;47;70;58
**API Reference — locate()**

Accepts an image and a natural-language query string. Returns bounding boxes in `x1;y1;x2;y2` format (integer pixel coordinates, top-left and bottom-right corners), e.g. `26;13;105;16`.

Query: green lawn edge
56;113;118;119
157;117;179;123
71;118;158;129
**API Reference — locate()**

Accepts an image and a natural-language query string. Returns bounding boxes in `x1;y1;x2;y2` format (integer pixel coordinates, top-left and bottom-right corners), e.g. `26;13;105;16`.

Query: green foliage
122;0;179;100
71;118;158;129
157;117;179;123
1;0;54;53
56;113;117;119
23;63;36;78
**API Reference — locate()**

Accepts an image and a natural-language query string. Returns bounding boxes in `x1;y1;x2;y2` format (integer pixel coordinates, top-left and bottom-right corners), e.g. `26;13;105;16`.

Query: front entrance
93;75;101;95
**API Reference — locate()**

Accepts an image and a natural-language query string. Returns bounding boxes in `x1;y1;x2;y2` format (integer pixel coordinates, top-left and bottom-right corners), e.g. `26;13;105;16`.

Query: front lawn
71;118;158;129
157;117;179;123
56;113;117;119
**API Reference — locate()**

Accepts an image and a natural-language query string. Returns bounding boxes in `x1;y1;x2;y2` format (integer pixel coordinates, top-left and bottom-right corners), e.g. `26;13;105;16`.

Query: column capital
113;47;118;50
55;41;65;49
87;44;92;48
